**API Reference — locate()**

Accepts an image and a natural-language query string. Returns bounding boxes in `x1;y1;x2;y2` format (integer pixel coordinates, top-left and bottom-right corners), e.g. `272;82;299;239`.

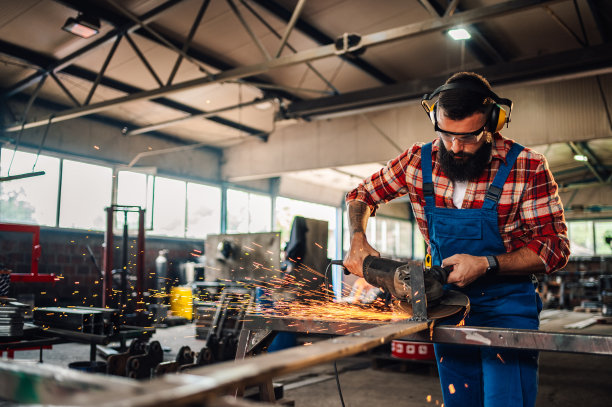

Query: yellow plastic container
170;286;194;320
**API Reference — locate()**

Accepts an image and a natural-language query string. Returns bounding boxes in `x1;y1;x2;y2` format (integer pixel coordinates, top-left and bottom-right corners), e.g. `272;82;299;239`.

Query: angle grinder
333;256;468;320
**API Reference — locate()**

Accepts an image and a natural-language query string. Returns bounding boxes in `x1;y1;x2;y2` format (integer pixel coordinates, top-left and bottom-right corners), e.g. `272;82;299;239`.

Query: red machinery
0;223;55;283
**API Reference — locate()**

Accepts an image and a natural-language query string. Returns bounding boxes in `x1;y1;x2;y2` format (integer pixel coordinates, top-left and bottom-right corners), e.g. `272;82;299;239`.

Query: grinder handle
330;260;351;275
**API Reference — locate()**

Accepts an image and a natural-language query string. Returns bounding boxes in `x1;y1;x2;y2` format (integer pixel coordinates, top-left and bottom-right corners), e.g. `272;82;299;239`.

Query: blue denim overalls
420;142;542;407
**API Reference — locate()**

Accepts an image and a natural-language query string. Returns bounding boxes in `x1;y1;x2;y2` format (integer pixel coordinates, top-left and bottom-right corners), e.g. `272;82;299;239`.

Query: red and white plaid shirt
346;133;570;273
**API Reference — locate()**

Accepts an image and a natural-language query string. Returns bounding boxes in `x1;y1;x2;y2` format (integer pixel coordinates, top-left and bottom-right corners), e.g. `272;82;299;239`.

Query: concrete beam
222;74;612;181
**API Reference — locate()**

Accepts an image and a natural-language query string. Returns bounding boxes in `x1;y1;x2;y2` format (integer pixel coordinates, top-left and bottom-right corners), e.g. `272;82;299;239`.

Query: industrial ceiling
0;0;611;210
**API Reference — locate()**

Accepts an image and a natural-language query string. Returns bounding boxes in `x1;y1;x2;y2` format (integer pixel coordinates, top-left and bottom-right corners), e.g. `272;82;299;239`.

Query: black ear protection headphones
421;82;513;133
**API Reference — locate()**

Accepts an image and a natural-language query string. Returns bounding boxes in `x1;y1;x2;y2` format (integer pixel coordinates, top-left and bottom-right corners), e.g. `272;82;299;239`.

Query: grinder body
361;256;450;306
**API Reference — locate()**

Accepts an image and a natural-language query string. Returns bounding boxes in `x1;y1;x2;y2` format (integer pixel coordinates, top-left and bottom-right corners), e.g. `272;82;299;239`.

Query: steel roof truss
3;0;184;100
124;33;163;87
84;34;123;106
166;0;211;86
3;0;563;133
50;72;81;108
238;0;338;94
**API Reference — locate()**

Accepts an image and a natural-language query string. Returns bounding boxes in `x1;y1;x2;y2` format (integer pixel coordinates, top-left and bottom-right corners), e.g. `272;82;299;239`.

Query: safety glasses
434;121;486;145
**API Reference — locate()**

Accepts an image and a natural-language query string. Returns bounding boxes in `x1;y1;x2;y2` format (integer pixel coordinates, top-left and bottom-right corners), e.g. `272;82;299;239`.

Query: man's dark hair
438;72;495;120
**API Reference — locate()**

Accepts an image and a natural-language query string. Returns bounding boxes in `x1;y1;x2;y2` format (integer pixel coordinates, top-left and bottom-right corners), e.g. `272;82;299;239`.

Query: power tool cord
325;262;347;406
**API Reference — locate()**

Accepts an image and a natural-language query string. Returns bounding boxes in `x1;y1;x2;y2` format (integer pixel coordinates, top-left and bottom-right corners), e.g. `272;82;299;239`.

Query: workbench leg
90;343;97;362
234;328;277;401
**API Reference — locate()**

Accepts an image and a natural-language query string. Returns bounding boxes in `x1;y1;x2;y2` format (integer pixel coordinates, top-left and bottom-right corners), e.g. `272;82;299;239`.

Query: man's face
436;107;492;182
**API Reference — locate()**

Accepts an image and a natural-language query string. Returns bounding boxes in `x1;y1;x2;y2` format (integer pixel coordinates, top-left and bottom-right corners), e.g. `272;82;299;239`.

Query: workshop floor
7;323;612;407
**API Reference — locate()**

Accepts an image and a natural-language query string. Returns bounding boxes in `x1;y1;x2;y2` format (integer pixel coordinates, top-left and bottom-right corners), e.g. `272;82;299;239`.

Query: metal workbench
0;310;611;406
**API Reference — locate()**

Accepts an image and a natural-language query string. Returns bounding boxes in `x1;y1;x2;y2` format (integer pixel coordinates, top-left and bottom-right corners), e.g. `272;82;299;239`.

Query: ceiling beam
283;41;612;119
1;0;566;133
52;0;298;102
420;0;507;65
3;0;184;99
250;0;396;84
0;40;266;138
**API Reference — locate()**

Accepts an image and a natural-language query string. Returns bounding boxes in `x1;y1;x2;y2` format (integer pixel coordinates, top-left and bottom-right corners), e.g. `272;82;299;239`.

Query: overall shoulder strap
482;142;525;210
420;143;435;207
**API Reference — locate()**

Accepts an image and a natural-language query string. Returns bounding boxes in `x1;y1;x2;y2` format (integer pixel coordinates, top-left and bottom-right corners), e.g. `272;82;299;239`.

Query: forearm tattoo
348;202;370;237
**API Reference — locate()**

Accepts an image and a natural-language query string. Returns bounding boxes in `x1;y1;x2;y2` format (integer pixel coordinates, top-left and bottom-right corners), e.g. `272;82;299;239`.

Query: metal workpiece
404;325;612;355
90;320;428;407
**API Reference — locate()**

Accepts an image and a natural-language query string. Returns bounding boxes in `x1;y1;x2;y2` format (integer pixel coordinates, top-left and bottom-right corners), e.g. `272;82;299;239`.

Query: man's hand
442;253;488;287
344;232;380;277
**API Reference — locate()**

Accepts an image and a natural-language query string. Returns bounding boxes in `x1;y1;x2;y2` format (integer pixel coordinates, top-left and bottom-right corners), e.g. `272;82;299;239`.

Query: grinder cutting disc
394;290;469;320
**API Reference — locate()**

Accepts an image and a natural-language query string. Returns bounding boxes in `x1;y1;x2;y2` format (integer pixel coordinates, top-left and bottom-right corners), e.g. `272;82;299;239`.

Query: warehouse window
116;171;154;231
226;189;271;233
186;182;221;238
151;176;186;237
595;220;612;256
59;159;112;230
0;149;60;226
567;220;595;256
275;197;337;259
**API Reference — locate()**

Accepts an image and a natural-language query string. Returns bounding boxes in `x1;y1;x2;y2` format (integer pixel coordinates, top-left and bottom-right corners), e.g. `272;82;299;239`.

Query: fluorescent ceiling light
62;14;100;39
448;28;471;40
573;154;588;162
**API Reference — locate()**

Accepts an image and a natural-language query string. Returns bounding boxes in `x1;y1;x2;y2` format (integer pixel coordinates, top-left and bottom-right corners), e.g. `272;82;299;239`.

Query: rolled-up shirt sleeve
345;145;420;216
519;156;570;273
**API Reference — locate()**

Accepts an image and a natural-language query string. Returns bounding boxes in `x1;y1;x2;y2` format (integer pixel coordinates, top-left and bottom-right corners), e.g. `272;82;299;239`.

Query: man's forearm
347;201;371;237
497;246;547;275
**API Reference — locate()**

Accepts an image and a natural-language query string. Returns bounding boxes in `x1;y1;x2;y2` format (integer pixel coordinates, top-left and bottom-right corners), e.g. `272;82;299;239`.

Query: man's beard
438;140;492;182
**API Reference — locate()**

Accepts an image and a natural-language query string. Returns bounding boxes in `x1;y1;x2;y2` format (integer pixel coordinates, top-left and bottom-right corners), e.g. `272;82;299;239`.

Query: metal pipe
127;141;209;167
275;0;307;58
3;0;564;133
127;97;272;136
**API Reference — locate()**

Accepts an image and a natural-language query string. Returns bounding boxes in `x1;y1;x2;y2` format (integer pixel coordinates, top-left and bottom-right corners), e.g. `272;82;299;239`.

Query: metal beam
227;0;271;60
54;0;299;102
586;0;612;43
3;0;184;99
567;141;605;182
166;0;211;85
0;40;265;137
419;0;507;65
251;0;396;84
84;34;123;106
275;0;307;58
238;0;338;94
2;0;565;133
105;0;213;75
124;33;163;87
283;41;612;119
127;97;273;136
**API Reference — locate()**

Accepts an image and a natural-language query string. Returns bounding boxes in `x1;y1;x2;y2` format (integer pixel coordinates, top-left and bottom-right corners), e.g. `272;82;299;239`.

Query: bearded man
344;72;570;407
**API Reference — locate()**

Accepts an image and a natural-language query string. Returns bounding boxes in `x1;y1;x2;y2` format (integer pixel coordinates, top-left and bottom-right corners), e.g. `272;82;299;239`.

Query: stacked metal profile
0;301;28;337
33;307;105;334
